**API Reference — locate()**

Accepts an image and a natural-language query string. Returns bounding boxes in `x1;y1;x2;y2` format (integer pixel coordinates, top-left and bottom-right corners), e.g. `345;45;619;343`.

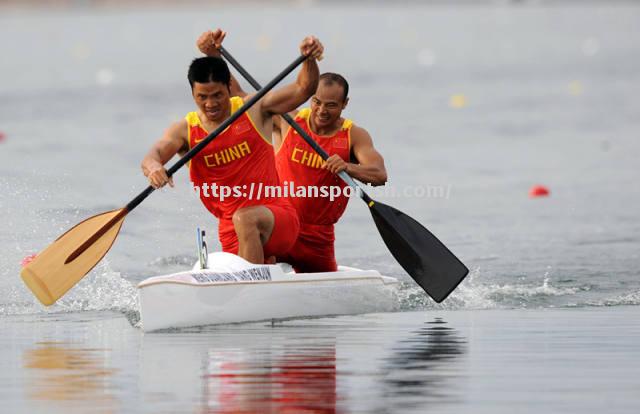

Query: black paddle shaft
220;46;469;302
220;49;333;160
125;54;308;212
220;47;375;205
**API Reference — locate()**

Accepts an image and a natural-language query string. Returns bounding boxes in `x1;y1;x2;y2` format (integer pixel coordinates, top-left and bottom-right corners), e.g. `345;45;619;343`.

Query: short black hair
319;72;349;102
187;56;231;89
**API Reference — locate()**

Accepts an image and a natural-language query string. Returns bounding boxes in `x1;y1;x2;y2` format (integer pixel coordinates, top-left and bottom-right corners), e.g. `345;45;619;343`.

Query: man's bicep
259;84;307;116
352;127;385;166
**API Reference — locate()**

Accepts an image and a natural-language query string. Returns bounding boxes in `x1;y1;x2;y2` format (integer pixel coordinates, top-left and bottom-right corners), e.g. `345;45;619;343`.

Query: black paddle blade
369;201;469;303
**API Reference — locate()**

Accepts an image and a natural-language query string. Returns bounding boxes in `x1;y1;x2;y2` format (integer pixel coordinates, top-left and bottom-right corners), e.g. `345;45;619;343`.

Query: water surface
1;2;639;412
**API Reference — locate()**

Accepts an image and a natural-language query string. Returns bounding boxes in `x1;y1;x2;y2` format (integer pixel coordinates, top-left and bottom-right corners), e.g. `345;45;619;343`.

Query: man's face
192;81;230;123
310;82;348;130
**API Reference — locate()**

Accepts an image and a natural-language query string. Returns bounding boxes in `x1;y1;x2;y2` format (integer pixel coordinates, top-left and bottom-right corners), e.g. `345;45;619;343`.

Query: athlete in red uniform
273;73;387;272
141;30;324;264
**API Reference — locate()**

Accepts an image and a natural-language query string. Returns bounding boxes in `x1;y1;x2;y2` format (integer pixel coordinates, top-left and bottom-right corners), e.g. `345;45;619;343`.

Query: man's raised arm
256;36;323;116
196;29;247;98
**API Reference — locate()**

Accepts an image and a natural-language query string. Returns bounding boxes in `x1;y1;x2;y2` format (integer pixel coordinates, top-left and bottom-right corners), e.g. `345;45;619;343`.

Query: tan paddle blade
18;55;308;307
20;208;127;306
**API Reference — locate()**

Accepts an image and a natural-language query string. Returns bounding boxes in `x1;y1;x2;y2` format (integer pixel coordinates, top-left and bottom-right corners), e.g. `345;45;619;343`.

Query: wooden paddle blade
369;201;469;303
20;208;127;306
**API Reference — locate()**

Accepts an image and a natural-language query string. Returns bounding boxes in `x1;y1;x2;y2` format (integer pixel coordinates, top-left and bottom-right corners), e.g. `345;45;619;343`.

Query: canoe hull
138;253;399;331
140;272;398;331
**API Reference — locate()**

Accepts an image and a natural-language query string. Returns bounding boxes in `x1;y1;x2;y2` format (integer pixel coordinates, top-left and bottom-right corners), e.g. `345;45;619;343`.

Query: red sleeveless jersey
187;97;280;220
275;108;352;225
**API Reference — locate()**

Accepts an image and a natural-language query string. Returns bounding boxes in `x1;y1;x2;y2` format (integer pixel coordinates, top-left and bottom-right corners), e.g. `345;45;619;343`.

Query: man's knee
232;209;260;237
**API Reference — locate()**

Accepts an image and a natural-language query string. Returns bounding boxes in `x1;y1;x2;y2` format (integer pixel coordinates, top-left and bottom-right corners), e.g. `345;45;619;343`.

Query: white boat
138;252;399;332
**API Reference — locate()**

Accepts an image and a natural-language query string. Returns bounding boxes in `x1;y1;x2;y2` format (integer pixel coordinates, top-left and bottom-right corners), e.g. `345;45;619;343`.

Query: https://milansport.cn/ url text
189;181;452;201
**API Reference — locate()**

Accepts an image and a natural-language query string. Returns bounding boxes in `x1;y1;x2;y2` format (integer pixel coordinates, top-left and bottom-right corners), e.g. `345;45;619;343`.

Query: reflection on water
23;342;116;408
194;318;466;414
381;318;466;409
202;344;339;414
17;316;465;413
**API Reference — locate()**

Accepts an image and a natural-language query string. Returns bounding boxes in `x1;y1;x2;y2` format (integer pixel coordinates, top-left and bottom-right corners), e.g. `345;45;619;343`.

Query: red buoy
529;185;550;198
0;131;6;142
21;254;37;267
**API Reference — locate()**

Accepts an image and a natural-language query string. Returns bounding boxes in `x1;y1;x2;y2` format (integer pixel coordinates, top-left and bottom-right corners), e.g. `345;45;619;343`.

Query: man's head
310;72;349;130
188;57;232;122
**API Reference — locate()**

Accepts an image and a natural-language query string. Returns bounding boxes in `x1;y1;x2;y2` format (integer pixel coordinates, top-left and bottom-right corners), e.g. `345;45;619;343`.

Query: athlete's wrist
344;163;355;175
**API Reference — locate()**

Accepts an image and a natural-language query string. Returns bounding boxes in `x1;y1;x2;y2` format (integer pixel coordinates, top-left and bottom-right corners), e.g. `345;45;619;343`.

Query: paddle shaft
219;47;470;302
219;47;373;205
126;53;308;213
66;54;307;264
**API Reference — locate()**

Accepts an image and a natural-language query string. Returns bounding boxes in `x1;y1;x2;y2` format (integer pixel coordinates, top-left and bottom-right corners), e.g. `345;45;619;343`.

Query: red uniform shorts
217;201;300;260
277;222;337;273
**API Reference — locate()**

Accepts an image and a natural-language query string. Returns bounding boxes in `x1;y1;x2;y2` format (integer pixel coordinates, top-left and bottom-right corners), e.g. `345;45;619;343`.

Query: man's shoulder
230;95;246;107
295;107;311;119
175;117;190;130
166;118;190;141
349;123;370;139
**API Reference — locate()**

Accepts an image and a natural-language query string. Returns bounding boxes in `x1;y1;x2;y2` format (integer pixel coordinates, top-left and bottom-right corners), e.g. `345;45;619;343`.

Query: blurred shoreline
2;0;640;12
